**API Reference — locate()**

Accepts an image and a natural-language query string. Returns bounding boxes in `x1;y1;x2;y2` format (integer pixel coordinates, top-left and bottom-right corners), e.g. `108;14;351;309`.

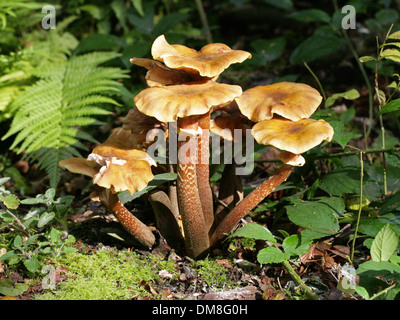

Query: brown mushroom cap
210;114;249;142
151;35;251;78
134;80;242;122
130;57;193;86
252;118;334;154
59;158;97;178
87;128;155;194
236;82;323;122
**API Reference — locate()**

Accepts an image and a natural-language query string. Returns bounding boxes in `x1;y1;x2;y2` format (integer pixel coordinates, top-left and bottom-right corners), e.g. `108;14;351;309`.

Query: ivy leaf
371;223;399;262
257;247;290;264
230;223;276;243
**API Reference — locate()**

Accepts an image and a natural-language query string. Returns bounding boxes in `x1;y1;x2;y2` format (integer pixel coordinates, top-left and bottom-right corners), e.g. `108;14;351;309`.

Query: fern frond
2;51;129;188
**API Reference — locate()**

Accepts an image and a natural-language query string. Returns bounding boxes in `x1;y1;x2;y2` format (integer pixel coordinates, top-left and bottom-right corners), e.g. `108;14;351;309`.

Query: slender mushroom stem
210;164;295;246
196;111;214;231
177;116;210;258
99;189;155;249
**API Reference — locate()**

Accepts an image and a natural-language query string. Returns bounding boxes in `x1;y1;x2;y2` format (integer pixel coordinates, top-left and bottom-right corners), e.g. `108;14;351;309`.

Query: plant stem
197;111;214;232
304;61;326;101
177;116;209;258
195;0;213;43
99;189;155;249
281;259;320;300
368;283;398;300
0;202;31;237
351;151;364;262
210;164;294;246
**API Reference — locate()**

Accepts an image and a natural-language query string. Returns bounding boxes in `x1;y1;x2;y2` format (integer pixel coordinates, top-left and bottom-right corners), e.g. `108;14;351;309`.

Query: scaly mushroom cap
130;57;194;86
252;118;334;154
151;35;251;78
134;80;242;122
236;82;323;122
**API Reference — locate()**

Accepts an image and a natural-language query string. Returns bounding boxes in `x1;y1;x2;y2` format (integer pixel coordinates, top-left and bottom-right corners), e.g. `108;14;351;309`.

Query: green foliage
0;180;76;279
2;51;128;187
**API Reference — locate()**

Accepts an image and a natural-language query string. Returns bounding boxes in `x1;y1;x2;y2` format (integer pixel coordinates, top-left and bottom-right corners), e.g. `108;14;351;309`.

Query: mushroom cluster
60;35;333;258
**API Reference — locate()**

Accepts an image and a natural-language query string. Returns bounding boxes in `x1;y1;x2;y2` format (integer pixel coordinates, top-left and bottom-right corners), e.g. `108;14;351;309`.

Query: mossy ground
33;245;239;300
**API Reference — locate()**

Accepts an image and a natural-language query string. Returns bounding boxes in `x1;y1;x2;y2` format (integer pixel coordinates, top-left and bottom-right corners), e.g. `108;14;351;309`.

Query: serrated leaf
319;168;360;196
371;223;399;262
357;260;400;281
282;235;312;256
231;223;276;243
257;247;290;264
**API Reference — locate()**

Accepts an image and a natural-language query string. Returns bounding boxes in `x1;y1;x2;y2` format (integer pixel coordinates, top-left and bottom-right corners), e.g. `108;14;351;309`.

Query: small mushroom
151;35;251;78
87;128;156;195
134;79;242;122
251;117;334;154
235;82;323;122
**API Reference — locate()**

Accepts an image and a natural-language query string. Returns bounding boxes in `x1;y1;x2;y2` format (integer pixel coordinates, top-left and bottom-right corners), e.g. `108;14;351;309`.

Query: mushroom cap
134;80;242;122
59;158;97;178
151;35;251;78
130;57;193;86
252;118;334;154
236;82;323;122
278;152;305;167
87;128;156;194
210;114;249;142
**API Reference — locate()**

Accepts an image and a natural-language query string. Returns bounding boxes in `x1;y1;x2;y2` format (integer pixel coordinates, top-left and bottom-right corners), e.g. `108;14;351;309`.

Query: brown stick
177;116;210;258
197;111;214;231
210;164;294;246
100;189;156;249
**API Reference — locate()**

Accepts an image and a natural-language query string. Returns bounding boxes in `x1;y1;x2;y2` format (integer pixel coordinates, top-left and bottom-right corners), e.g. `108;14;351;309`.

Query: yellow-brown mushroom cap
86;128;155;195
236;82;323;122
151;35;251;78
252;118;334;154
134;80;242;122
130;57;194;86
59;158;97;178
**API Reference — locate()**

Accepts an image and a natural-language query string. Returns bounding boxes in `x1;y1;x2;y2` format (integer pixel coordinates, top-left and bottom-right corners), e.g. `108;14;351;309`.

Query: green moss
35;247;179;300
196;257;236;291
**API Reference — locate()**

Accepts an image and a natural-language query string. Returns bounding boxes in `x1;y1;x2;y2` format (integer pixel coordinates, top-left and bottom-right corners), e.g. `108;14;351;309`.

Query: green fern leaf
2;51;129;188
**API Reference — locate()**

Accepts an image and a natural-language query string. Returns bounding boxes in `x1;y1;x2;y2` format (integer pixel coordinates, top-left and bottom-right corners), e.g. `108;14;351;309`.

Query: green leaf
0;177;10;185
375;9;399;26
257;247;290;264
381;48;400;63
38;211;55;228
289;9;330;23
357;261;400;281
152;12;189;38
0;278;29;296
285;198;341;240
388;30;400;40
13;235;23;249
119;173;177;204
328;120;360;149
264;0;293;11
325;89;360;107
355;286;370;300
0;250;17;261
250;37;286;64
131;0;144;16
319;168;360;196
377;98;400;117
371;223;399;262
282;235;312;257
290;34;346;65
49;228;61;245
24;256;40;273
0;194;20;209
230;223;276;243
359;56;376;63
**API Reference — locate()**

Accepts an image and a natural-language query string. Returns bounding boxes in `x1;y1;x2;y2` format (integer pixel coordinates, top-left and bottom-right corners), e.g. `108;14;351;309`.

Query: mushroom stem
209;164;294;246
100;189;155;249
196;111;214;232
177;116;210;258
